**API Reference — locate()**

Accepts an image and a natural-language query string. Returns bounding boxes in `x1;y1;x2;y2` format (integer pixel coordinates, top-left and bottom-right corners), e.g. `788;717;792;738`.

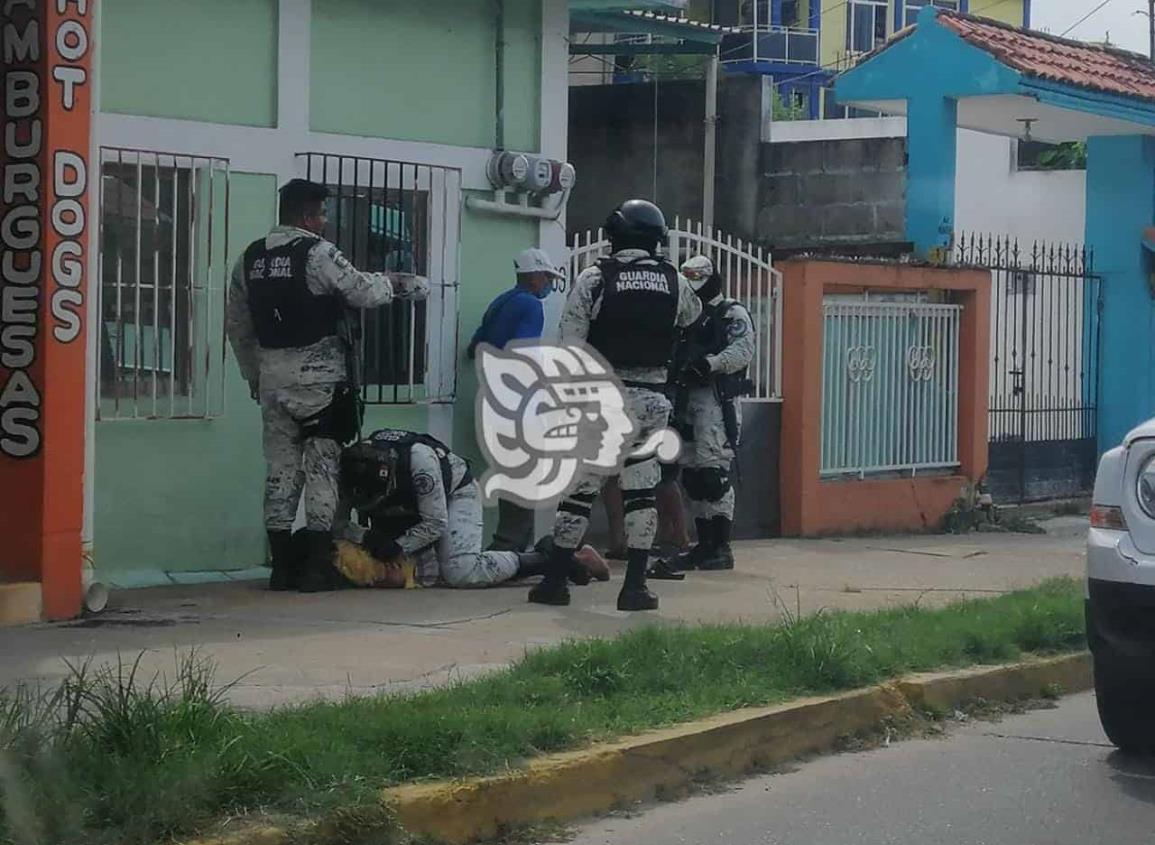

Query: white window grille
821;293;962;477
97;148;230;420
299;153;461;405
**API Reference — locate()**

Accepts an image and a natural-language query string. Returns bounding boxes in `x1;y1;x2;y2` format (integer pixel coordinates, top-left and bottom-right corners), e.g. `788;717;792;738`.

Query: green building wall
93;1;548;584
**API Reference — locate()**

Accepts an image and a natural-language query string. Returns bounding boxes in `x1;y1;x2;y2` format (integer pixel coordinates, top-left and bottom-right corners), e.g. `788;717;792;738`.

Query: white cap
515;247;565;279
681;255;714;291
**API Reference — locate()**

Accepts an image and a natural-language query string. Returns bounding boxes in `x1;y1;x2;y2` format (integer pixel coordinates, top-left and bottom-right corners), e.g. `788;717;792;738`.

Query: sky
1031;0;1151;56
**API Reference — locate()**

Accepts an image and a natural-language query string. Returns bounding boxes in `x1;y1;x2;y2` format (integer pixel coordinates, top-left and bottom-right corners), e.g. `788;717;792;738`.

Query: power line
1060;0;1118;37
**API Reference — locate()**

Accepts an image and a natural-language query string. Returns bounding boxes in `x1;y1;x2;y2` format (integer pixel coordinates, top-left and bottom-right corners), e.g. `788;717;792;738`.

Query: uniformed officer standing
226;179;428;593
663;255;755;572
529;200;702;611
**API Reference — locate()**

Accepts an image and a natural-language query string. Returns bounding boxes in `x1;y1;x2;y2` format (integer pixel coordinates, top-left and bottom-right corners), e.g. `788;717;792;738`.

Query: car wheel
1094;654;1155;753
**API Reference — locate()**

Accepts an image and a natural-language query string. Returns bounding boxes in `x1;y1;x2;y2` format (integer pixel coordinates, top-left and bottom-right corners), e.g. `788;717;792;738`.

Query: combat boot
667;518;713;572
266;530;298;591
698;517;735;570
529;544;574;606
297;529;338;593
617;549;659;611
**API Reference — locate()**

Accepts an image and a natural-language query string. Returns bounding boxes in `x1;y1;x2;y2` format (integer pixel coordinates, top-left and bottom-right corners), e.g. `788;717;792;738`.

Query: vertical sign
0;0;91;620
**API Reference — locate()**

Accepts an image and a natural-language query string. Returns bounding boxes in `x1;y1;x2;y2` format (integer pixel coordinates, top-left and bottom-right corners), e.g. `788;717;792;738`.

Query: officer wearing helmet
658;254;755;573
335;429;610;588
529;199;702;612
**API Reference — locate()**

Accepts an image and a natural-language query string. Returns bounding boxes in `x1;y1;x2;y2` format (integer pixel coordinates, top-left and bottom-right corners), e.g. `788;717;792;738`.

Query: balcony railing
721;25;820;66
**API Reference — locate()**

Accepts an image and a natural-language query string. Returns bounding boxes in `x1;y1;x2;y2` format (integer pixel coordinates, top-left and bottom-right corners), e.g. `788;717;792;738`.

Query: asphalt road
562;693;1155;845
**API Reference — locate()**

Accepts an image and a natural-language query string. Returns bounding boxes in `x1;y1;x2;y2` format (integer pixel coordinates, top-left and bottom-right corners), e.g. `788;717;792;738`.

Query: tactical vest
244;236;342;349
363;429;460;519
587;257;679;369
679;299;751;383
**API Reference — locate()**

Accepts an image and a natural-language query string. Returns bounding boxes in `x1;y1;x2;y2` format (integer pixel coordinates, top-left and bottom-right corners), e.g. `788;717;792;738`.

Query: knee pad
682;467;730;503
621;487;657;515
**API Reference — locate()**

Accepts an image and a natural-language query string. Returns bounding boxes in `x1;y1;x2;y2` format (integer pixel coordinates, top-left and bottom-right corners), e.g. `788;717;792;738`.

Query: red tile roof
936;10;1155;104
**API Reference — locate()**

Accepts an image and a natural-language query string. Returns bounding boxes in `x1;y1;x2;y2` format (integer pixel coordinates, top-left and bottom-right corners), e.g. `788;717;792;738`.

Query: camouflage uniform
226;225;414;532
551;249;702;552
682;300;756;522
336;444;522;587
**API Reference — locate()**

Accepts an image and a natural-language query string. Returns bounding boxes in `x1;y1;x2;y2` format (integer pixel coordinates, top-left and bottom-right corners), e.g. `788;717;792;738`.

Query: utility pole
703;48;719;232
1149;0;1154;64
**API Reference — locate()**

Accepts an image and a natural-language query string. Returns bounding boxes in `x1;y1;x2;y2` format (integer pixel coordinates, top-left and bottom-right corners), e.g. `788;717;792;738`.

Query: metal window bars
298;153;462;405
567;219;783;402
96;148;230;420
820;294;963;477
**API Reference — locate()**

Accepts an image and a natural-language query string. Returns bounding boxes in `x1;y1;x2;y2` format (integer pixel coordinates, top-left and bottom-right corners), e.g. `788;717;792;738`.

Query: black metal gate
957;234;1102;503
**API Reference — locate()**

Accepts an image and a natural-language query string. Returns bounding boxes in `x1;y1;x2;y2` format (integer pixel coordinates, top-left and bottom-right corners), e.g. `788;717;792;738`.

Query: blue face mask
533;281;554;300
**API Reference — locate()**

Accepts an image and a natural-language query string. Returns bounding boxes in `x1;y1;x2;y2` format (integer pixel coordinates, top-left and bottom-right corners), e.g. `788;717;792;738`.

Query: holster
298;382;363;445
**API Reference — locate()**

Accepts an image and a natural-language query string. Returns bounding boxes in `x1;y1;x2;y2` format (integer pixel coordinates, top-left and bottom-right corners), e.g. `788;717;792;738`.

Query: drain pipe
495;0;505;150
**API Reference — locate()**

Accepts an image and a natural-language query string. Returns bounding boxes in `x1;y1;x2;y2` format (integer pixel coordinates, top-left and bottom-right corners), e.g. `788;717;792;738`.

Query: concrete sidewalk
0;518;1085;709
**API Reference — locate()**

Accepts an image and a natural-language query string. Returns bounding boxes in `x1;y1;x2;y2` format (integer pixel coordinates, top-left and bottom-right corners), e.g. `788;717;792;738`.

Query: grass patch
1;578;1085;845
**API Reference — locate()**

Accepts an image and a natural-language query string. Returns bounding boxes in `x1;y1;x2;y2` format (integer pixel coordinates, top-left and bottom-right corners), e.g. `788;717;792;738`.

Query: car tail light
1090;505;1127;530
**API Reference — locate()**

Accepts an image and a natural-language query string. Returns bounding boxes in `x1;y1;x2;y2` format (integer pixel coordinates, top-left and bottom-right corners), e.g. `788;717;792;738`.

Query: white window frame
95;148;230;420
846;0;890;54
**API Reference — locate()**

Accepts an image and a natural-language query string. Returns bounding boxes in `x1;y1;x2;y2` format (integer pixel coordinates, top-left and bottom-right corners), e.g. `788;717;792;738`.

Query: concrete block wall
756;137;907;247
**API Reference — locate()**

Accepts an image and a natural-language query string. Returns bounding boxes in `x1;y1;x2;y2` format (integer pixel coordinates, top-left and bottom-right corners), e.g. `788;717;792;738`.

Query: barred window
300;153;461;405
97;149;230;420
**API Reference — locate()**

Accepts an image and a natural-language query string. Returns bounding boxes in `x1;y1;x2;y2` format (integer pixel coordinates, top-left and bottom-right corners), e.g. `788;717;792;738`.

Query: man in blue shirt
470;247;564;551
468;247;559;357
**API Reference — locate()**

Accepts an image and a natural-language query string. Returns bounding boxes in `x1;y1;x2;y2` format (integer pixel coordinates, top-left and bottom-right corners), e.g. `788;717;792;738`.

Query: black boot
266;530;297;591
699;517;735;570
297;529;338;593
532;536;591;585
528;544;573;606
669;518;713;572
617;549;659;611
514;551;548;580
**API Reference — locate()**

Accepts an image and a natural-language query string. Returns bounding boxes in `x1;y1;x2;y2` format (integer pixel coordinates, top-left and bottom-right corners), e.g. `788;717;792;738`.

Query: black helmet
340;441;395;510
605;199;667;254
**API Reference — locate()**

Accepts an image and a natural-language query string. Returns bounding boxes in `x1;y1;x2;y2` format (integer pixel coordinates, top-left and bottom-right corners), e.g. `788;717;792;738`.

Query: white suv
1087;418;1155;751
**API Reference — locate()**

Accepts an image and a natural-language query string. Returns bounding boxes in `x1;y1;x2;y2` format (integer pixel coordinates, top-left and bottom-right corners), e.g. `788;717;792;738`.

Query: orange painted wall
0;2;93;619
779;259;990;537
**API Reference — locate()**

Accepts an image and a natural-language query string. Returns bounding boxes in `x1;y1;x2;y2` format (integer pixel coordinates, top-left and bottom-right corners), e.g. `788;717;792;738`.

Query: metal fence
568;218;783;402
299;153;462;405
96;147;230;420
820;295;962;477
955;234;1100;444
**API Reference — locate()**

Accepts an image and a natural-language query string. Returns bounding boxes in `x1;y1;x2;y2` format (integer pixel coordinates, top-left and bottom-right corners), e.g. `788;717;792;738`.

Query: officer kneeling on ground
226;179;429;594
530;199;702;611
655;254;755;574
334;429;610;588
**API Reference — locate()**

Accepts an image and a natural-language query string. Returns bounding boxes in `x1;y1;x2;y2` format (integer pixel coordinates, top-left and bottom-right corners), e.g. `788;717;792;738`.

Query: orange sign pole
0;0;93;620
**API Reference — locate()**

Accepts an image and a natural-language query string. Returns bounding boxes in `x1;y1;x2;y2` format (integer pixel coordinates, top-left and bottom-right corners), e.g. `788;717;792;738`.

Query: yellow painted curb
897;653;1093;712
183;653;1092;845
386;653;1092;843
388;685;908;844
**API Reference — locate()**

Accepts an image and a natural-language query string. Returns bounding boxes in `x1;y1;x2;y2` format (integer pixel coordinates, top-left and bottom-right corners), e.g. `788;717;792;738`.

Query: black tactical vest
587;257;679;369
678;299;752;385
362;429;458;520
244;236;342;349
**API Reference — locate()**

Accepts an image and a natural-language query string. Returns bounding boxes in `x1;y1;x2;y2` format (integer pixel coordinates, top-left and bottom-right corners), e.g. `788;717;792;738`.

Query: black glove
684;356;712;385
363;529;403;563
